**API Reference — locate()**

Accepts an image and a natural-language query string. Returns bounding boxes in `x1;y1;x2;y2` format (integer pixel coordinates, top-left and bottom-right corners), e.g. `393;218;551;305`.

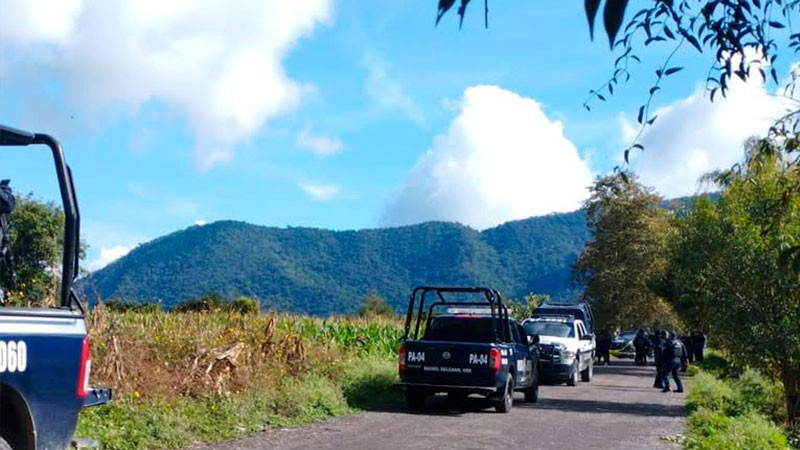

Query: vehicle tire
405;388;426;411
524;380;539;403
495;374;514;413
0;437;11;450
566;360;579;386
581;358;593;382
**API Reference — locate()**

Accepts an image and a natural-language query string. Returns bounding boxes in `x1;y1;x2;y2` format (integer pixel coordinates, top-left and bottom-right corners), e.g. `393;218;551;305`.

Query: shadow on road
518;397;685;417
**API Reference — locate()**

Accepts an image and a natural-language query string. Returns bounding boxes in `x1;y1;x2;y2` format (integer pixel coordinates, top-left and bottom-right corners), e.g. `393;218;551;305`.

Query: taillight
77;335;91;398
489;348;501;374
398;345;407;372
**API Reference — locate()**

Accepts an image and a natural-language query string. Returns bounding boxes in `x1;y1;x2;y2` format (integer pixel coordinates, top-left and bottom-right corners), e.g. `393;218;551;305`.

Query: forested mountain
84;211;589;314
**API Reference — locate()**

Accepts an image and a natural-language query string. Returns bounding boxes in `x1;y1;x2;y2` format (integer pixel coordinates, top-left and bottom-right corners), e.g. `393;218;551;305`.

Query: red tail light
77;335;91;398
489;348;501;374
398;345;407;371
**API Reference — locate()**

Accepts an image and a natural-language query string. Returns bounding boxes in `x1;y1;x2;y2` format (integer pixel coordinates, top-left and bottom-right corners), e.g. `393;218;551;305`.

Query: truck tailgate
401;340;498;388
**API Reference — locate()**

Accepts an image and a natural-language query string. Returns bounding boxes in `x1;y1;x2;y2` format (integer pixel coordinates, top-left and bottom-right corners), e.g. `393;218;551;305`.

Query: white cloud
625;70;790;198
298;182;342;201
194;220;207;227
87;245;133;271
296;127;344;156
381;85;594;230
363;53;425;125
0;0;334;169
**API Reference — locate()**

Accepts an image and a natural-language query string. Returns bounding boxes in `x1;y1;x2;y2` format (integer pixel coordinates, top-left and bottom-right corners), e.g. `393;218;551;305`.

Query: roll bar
402;286;511;343
0;124;83;311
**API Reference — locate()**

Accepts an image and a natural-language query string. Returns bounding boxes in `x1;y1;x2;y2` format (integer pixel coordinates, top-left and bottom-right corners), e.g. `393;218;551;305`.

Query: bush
686;408;789;450
357;293;394;318
174;293;224;312
104;300;162;313
226;296;259;314
731;368;787;424
686;372;735;414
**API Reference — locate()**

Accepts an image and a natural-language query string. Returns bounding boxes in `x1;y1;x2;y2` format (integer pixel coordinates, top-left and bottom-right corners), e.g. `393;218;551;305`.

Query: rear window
423;316;502;343
524;321;575;338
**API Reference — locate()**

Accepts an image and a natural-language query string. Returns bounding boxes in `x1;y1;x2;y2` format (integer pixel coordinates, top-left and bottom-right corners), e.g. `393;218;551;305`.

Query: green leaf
436;0;457;25
603;0;630;48
585;0;602;39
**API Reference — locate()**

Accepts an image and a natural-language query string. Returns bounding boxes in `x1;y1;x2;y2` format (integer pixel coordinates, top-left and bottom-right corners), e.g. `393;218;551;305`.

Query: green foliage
508;293;548;322
667;143;800;423
358;293;394;318
685;363;791;450
227;296;259;314
573;172;677;330
104;299;162;313
2;195;66;306
85;213;590;315
686;408;789;450
173;293;224;313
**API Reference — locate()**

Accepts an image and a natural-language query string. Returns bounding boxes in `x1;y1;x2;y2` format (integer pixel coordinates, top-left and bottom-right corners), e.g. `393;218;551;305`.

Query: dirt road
198;360;686;450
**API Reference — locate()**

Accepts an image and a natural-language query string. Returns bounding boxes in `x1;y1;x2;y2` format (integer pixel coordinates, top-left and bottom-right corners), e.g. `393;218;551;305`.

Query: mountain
84;211;589;315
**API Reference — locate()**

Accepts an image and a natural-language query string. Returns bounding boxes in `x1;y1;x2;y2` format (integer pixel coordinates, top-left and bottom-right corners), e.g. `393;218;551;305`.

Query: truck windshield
524;321;574;338
423;316;499;343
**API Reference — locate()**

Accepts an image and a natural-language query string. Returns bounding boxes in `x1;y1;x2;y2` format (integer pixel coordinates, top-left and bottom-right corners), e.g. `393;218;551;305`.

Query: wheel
566;360;579;386
405;388;426;410
0;437;11;450
581;358;593;382
524;380;539;403
495;374;514;413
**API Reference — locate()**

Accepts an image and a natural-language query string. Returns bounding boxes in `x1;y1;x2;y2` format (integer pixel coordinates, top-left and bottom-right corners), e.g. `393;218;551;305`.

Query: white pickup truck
523;316;595;386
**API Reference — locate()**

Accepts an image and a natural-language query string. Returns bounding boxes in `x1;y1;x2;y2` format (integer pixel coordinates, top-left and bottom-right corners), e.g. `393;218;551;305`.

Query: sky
0;0;792;271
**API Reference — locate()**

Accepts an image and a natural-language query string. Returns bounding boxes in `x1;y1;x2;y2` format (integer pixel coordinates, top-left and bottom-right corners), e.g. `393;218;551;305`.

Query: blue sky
0;1;789;270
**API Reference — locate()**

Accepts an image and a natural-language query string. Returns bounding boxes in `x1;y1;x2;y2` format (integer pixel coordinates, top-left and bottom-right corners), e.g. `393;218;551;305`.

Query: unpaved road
198;360;686;450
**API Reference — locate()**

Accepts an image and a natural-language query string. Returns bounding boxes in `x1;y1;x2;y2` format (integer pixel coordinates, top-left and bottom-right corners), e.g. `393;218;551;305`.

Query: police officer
596;329;611;365
692;330;707;363
633;329;648;365
652;330;667;389
660;330;687;393
681;333;694;365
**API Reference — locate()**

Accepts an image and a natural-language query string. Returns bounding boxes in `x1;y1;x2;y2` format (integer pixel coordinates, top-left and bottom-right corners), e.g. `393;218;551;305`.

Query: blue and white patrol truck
0;125;111;450
397;286;540;413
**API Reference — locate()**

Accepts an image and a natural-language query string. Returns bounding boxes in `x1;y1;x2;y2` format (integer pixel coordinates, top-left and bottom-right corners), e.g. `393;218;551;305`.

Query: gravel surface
196;360;686;450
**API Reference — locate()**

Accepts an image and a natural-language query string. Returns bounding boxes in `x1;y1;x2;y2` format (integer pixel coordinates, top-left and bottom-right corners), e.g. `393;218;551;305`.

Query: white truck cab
523;316;596;386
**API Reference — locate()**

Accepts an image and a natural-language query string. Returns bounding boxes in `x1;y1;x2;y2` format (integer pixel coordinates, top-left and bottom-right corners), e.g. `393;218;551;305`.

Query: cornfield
87;305;404;400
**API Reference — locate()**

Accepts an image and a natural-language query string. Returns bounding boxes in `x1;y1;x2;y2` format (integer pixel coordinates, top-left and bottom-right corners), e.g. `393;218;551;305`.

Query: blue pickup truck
0;125;111;450
397;286;539;413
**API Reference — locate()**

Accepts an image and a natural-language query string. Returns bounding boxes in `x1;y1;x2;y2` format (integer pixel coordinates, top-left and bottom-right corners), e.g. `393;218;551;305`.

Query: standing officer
660;330;688;393
681;332;694;365
652;330;667;389
596;329;611;365
692;330;707;362
633;329;648;365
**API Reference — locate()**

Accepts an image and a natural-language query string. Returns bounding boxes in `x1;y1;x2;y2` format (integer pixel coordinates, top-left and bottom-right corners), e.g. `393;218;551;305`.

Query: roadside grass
75;307;403;449
682;351;792;449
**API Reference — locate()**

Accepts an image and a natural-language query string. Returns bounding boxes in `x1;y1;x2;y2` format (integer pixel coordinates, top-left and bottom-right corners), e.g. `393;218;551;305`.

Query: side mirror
527;334;539;345
581;333;594;341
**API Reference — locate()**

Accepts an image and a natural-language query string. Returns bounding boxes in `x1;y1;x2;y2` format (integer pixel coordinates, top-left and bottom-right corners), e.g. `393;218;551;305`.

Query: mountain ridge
84;211;589;314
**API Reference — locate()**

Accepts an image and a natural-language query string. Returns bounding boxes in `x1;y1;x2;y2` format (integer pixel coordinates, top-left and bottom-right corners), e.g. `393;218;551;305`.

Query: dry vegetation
77;306;403;449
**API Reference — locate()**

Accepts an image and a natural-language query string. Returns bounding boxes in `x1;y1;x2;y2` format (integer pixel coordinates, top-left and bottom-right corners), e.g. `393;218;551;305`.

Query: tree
1;195;73;307
507;293;548;322
573;172;677;330
667;141;800;425
358;293;394;318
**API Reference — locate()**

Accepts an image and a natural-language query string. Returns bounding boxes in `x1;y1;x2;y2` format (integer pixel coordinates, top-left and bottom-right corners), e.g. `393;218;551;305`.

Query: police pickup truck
397;286;539;413
523;315;595;386
0;125;111;450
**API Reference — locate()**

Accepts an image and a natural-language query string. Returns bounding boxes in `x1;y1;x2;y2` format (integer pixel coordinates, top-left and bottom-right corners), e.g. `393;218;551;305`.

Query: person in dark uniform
681;333;694;365
660;331;688;392
633;329;648;365
652;330;667;389
692;330;706;362
595;329;611;365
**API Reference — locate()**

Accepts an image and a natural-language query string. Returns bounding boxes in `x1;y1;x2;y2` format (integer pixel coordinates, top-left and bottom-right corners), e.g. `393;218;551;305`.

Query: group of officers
593;328;707;393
